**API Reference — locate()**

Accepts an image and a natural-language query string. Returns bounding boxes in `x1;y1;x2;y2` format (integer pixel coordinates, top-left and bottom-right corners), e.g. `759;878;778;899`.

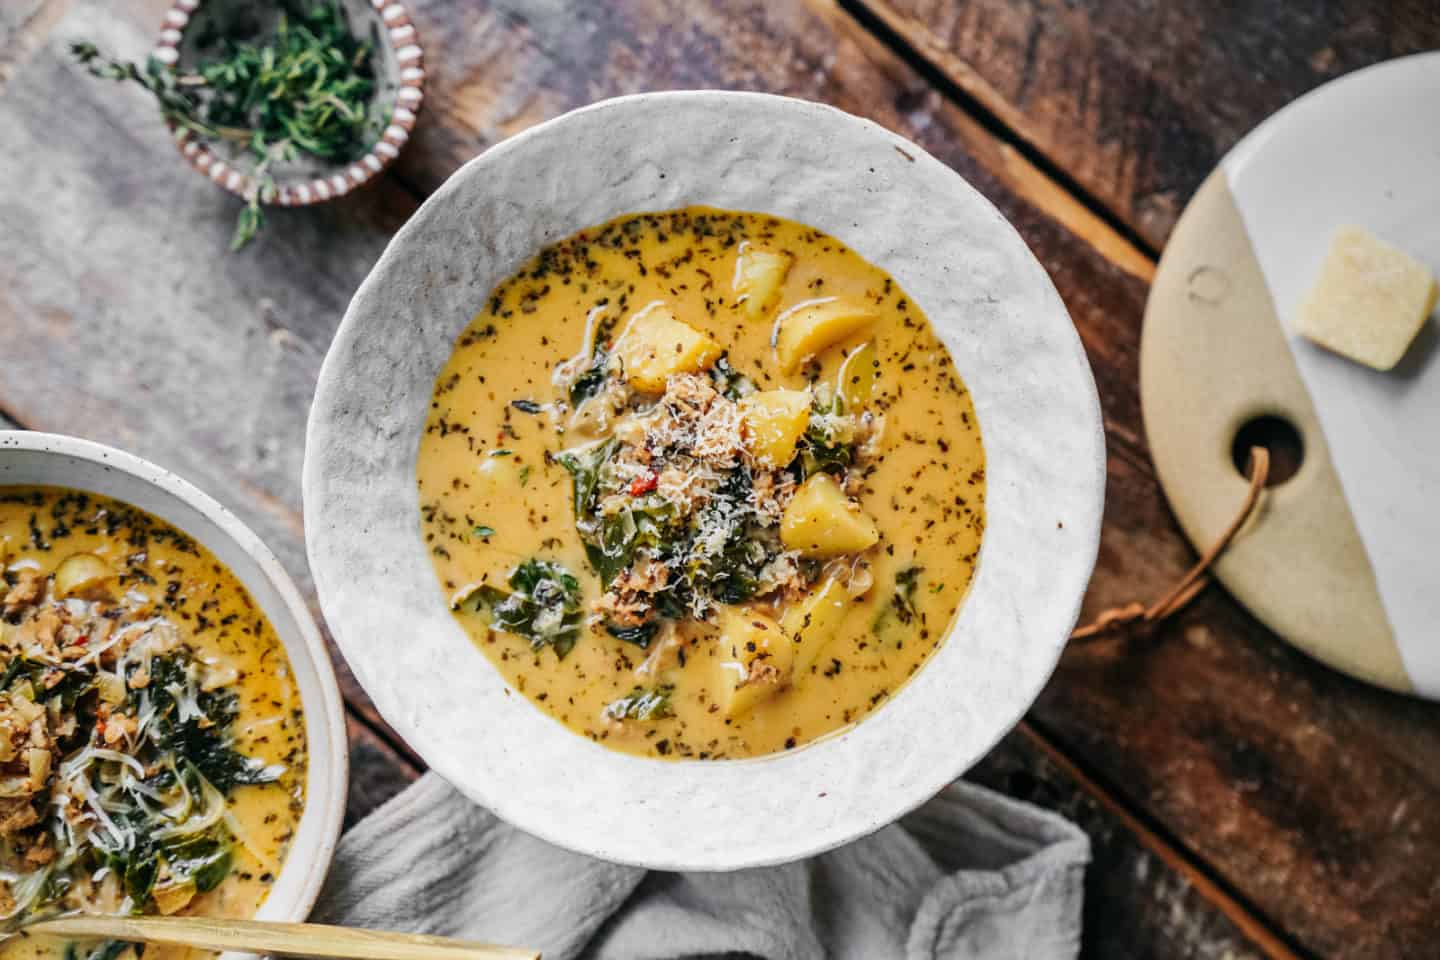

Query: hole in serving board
1232;415;1303;486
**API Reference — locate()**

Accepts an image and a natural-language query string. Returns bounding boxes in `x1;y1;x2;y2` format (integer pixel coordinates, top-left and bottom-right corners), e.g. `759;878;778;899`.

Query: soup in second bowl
0;487;306;959
418;207;985;760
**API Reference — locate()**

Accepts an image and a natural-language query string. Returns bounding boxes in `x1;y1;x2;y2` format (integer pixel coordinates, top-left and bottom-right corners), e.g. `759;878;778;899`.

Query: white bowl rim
0;430;348;925
304;90;1105;871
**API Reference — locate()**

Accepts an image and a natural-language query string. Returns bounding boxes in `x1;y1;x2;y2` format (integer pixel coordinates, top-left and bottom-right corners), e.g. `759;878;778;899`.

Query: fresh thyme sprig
72;1;386;250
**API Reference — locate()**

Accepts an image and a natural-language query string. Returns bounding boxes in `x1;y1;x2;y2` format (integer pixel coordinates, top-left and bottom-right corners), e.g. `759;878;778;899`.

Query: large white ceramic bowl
304;91;1104;870
0;432;348;927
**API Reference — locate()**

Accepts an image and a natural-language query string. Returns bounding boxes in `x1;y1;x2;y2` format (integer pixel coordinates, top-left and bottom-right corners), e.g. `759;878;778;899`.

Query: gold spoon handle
21;915;539;959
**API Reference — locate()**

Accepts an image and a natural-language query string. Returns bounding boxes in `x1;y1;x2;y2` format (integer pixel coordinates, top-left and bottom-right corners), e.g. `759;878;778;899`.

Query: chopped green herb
490;449;513;457
557;438;616;523
518;466;532;487
568;346;612;406
892;565;923;625
593;501;681;587
603;685;674;721
796;393;857;478
72;2;387;249
604;620;660;649
144;654;282;793
0;656;31;692
510;399;544;414
473;525;496;538
682;467;773;605
457;559;585;659
558;437;676;585
709;354;755;400
559;437;777;614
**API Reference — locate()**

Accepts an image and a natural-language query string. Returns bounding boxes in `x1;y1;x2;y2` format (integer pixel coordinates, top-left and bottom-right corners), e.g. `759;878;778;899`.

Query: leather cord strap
1071;446;1271;640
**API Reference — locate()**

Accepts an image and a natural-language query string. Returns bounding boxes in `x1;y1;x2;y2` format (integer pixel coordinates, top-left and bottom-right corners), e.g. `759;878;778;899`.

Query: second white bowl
0;431;348;927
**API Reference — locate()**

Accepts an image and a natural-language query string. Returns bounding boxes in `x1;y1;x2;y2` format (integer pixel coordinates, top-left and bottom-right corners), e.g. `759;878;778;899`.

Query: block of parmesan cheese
1294;226;1437;371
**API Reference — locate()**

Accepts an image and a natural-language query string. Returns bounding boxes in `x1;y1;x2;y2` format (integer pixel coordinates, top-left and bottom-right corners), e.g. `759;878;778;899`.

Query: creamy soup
419;208;985;760
0;488;305;960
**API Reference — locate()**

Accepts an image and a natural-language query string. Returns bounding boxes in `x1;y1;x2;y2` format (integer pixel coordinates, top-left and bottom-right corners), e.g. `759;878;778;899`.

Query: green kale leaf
568;346;612;406
603;620;660;649
461;560;585;660
602;685;674;721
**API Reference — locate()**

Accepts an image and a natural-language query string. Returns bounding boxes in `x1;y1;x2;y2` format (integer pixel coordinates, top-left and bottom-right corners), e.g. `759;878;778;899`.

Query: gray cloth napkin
313;773;1089;959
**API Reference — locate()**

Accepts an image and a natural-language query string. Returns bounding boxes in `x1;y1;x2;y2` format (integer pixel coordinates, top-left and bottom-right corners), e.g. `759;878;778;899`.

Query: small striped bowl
153;0;424;207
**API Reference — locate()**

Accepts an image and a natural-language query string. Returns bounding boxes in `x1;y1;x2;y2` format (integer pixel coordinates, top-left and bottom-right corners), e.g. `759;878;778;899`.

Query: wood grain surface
853;0;1440;250
969;729;1275;960
844;2;1440;955
2;1;1437;956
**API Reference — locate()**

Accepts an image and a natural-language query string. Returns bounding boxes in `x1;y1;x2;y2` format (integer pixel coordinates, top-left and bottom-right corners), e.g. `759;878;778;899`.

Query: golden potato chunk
53;553;112;599
733;244;793;321
781;474;879;558
773;298;874;373
739;389;811;467
713;607;794;717
781;575;852;678
613;302;722;392
837;341;878;409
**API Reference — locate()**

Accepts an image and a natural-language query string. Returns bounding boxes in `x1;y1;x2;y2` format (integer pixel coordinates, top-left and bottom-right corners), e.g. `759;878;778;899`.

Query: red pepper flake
629;473;658;496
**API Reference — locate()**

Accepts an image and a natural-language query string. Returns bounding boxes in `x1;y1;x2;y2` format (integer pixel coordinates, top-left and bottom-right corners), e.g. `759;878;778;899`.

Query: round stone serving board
1142;53;1440;699
304;91;1105;870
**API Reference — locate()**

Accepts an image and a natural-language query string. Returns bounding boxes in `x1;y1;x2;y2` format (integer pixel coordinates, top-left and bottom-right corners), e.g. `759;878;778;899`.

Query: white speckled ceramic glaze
303;92;1104;871
0;432;347;938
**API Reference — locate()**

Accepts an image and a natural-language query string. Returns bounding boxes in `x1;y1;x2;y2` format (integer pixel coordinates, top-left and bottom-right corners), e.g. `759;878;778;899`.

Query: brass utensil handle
22;915;539;960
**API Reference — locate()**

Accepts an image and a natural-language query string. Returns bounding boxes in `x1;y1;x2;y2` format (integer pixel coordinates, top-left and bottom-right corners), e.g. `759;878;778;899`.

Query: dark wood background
2;2;1438;956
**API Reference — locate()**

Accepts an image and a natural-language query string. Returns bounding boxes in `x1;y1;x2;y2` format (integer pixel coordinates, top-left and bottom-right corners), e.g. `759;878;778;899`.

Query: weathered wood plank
391;0;1147;283
1050;580;1440;959
854;0;1440;249
968;728;1278;960
0;0;67;93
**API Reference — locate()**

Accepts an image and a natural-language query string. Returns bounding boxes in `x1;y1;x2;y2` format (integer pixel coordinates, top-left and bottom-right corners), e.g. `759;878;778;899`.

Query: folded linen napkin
313;772;1089;959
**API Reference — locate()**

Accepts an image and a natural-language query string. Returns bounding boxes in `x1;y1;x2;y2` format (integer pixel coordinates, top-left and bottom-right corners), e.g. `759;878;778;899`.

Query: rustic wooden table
2;2;1438;956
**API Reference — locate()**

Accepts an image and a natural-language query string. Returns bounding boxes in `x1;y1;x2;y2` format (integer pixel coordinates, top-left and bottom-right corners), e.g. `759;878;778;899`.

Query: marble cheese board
1142;53;1440;698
